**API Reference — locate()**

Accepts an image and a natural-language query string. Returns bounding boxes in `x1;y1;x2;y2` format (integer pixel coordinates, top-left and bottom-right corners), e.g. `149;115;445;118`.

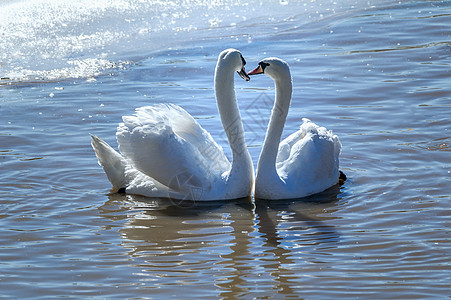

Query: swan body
249;57;341;200
91;49;254;201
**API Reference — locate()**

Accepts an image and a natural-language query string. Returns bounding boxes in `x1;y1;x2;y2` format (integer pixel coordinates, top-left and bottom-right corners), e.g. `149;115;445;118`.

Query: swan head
248;57;291;81
218;48;250;81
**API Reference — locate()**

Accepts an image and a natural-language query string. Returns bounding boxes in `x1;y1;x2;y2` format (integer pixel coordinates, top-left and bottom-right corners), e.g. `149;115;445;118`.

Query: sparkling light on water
0;0;385;83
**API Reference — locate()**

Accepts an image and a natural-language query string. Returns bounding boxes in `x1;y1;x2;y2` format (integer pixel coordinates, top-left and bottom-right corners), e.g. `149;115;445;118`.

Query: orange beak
248;65;264;76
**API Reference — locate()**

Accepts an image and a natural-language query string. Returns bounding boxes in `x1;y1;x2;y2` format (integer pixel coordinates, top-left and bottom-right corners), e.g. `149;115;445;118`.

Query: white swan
248;57;343;200
91;49;254;201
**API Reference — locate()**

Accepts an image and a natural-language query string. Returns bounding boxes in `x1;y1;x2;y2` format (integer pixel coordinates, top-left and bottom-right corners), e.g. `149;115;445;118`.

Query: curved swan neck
214;61;248;161
257;75;292;174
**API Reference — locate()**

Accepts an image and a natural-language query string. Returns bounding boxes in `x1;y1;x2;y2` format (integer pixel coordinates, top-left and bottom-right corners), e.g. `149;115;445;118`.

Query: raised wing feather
276;119;341;193
116;104;230;193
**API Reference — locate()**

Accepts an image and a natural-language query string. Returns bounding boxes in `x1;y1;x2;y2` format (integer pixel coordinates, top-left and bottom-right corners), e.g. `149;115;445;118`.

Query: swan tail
90;134;127;190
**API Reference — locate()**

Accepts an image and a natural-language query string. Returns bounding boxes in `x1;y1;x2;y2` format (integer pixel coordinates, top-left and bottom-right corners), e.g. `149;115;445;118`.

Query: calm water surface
1;0;450;298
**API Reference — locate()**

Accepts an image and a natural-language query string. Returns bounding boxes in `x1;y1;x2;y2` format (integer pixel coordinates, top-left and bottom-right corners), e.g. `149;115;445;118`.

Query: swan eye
259;62;270;71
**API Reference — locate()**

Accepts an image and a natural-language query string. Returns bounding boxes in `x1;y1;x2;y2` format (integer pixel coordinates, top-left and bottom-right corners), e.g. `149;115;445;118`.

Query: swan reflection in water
98;185;343;297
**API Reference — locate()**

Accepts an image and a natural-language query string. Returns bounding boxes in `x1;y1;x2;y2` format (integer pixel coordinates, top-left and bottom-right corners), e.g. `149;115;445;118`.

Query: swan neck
257;76;292;175
214;62;249;163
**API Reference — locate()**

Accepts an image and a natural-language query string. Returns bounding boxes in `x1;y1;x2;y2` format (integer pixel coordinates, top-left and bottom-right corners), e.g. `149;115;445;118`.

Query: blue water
1;0;450;298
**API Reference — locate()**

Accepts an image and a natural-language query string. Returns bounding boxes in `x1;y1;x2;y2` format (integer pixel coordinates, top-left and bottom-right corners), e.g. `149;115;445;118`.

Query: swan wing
276;126;307;164
116;104;230;193
277;118;341;195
